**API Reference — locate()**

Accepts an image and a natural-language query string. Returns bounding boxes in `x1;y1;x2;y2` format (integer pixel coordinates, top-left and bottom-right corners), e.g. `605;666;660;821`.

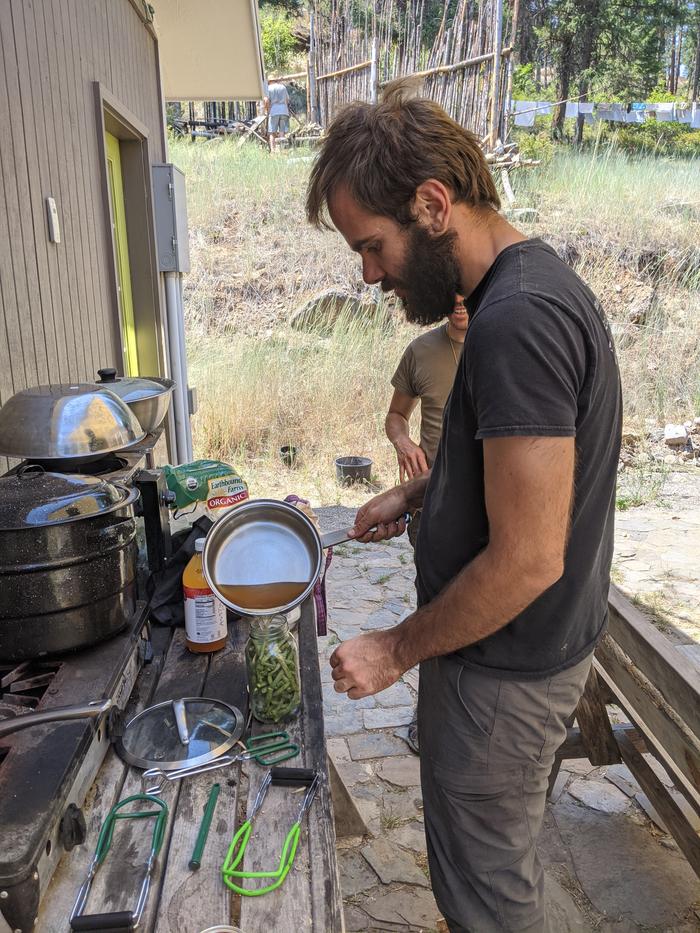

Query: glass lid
116;697;245;771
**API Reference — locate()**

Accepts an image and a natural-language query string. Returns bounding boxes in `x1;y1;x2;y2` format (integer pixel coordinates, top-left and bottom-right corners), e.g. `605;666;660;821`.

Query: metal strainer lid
115;697;245;771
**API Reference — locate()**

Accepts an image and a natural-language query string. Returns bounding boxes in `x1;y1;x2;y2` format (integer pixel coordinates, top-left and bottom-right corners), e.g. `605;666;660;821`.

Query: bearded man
306;83;622;933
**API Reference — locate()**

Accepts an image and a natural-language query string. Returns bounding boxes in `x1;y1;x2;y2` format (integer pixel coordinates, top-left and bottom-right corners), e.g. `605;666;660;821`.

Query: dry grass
170;137;700;505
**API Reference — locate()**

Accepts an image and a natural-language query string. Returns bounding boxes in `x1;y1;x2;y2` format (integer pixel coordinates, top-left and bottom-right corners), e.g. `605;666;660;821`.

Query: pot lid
96;368;174;404
0;468;128;529
116;697;245;771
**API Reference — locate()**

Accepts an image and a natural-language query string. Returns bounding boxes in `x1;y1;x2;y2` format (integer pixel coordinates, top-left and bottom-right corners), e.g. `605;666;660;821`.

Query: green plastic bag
162;460;249;518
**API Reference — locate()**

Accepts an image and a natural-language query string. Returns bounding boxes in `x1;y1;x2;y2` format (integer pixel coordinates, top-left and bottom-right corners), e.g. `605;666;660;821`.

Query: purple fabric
284;495;331;636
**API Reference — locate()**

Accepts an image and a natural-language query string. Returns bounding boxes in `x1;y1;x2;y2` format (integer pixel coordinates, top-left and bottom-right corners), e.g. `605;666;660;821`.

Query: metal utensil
0;698;113;738
203;499;368;617
96;368;175;434
115;697;246;771
0;383;145;467
70;794;168;931
141;731;300;795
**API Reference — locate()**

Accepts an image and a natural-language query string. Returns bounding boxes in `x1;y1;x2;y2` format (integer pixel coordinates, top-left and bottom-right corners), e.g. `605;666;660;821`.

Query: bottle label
184;586;227;644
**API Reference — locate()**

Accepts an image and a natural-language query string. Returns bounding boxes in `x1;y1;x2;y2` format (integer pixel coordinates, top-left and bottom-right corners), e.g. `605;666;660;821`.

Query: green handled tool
189;782;221;870
221;767;321;896
70;794;168;930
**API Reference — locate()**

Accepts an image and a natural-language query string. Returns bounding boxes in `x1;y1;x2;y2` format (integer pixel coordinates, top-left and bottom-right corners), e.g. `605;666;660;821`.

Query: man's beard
388;223;462;326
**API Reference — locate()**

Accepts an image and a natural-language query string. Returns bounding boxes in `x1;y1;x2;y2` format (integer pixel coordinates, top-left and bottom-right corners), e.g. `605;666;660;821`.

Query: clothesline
511;100;700;129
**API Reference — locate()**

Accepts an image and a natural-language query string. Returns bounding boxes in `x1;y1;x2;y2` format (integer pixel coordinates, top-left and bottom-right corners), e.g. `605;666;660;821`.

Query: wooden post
502;0;521;140
488;0;505;149
308;9;320;125
370;34;379;104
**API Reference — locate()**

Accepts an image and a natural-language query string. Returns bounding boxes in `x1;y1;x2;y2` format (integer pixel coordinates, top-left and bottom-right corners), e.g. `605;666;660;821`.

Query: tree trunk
669;26;677;92
692;30;700;102
552;41;572;139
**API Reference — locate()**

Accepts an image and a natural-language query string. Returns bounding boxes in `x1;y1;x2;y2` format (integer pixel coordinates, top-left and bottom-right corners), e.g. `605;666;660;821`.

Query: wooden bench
550;584;700;877
35;599;343;932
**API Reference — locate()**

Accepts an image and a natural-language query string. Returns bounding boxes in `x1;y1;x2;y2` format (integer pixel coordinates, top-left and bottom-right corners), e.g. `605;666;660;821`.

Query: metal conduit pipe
164;271;192;463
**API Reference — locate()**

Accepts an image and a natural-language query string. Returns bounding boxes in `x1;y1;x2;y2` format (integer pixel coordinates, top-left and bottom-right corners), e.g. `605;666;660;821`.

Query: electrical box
152;163;191;273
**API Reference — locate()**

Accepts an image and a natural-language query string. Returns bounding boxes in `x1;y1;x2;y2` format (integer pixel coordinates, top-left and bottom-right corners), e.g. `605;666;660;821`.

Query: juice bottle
183;538;227;653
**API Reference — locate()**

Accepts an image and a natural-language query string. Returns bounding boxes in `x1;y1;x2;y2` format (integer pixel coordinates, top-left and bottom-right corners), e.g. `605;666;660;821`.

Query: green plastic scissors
222;767;321;896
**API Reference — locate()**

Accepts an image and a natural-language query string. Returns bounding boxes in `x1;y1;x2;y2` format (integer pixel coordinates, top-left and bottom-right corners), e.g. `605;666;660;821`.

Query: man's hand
330;630;404;699
350;485;409;543
394;436;430;483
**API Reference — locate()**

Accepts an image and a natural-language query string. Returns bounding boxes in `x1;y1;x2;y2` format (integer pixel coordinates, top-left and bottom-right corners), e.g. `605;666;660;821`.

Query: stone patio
316;499;700;933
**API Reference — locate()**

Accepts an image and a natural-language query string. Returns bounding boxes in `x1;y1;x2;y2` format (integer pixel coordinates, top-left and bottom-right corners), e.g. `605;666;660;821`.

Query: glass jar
245;615;301;723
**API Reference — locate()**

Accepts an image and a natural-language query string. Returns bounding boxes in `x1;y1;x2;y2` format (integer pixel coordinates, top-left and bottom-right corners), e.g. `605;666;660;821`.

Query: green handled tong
70;794;168;930
142;731;299;794
222;767;321;896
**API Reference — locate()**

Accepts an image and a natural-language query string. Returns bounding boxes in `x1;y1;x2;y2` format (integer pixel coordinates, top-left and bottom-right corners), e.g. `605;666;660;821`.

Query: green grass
616;463;668;511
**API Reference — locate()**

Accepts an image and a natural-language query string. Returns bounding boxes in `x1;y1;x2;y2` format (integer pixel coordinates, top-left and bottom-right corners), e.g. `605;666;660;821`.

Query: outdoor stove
0;605;150;933
0;430;174;931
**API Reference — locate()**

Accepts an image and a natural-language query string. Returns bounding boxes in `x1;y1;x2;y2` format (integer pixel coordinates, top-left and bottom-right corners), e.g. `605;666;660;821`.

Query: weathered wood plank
574;666;620;766
595;635;700;792
557;722;646;760
608;585;700;734
616;729;700;877
154;617;249;931
33;0;80;382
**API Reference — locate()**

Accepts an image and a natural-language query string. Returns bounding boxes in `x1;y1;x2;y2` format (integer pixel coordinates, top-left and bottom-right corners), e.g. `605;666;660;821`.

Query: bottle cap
194;537;206;553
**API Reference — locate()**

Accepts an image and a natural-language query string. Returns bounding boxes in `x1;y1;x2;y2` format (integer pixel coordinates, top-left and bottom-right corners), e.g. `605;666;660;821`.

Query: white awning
155;0;265;101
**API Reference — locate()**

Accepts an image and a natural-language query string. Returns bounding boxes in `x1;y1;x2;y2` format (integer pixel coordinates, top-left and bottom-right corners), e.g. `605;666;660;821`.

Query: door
105;132;139;375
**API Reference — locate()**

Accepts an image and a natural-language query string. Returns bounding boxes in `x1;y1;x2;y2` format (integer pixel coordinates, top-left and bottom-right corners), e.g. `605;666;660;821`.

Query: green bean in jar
245;615;300;723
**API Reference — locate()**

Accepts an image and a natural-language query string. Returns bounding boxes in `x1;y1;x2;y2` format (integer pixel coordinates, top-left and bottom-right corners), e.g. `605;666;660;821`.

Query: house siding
0;0;165;468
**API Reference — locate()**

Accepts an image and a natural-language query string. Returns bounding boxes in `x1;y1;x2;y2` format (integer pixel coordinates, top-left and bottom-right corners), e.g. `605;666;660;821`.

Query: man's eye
366;243;380;254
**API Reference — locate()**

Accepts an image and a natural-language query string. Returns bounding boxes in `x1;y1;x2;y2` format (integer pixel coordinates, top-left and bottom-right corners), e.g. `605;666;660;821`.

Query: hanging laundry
631;102;646;112
676;108;691;124
625;110;645;124
535;102;553;116
579;102;595;125
514;101;535;128
565;102;579;119
596;104;614;121
692;104;700;129
655;103;675;122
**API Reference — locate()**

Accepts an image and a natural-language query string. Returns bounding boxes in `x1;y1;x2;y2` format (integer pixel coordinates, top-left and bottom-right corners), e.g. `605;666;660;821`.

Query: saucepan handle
319;513;410;549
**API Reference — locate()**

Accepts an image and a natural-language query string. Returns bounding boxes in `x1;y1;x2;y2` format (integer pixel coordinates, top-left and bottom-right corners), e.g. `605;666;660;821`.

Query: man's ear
411;180;452;234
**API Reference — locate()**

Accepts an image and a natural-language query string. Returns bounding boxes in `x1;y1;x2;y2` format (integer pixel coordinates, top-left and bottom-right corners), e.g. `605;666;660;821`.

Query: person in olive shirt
307;83;622;933
386;295;468;484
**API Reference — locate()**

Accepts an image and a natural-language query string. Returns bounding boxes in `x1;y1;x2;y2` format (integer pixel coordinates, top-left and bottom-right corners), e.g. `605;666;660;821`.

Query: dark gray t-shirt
415;238;622;678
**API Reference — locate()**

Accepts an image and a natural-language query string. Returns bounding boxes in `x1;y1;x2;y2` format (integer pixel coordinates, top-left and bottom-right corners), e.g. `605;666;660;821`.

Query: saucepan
203;498;403;617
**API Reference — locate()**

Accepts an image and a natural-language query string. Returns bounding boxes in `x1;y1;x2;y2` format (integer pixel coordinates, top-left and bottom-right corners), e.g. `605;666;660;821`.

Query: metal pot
0;383;145;468
202;498;361;617
0;468;140;661
96;368;175;434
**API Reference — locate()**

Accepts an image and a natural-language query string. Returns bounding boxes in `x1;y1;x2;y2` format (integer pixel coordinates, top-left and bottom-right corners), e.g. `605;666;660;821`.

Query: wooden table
35;599;344;932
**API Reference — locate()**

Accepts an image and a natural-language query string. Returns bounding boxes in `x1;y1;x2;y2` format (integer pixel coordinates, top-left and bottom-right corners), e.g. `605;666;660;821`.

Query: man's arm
332;434;575;697
385;389;429;482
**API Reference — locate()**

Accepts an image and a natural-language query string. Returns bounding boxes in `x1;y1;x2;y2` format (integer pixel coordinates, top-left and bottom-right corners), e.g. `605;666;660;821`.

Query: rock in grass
664;423;687;447
290;289;393;334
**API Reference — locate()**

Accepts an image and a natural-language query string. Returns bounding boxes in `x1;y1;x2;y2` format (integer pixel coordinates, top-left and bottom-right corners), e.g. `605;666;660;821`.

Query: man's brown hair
306;80;500;229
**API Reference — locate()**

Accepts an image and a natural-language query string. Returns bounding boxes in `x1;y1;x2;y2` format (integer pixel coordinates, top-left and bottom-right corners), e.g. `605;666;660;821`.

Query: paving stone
377;755;421;787
402;667;420;692
604;767;639;798
634;792;669;833
335;760;374;786
549;770;571;803
364;705;415;729
352;793;381;837
387;821;427;853
323;685;376;710
568;778;630;813
328;622;365;642
347;732;408;760
382;789;424;823
361;836;429;887
327;737;350;761
366;567;402;585
329;607;367;627
338;848;380;897
395;888;442;927
358;891;405;925
375;681;414;707
385;598;410;615
544;873;593;932
343;905;371;932
553;798;699;926
360;608;399;631
325;703;366;736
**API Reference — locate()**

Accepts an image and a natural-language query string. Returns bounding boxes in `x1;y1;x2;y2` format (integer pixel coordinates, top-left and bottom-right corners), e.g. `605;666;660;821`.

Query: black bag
148;517;213;627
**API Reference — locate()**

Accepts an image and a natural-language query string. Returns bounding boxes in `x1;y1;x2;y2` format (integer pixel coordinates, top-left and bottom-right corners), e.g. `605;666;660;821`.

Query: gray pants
418;652;592;933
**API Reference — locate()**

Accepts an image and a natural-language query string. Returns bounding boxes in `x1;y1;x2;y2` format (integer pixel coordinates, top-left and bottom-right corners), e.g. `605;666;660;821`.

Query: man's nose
361;254;384;286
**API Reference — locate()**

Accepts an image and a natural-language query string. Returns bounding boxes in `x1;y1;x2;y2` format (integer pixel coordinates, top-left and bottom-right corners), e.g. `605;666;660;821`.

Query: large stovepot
0;468;140;661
